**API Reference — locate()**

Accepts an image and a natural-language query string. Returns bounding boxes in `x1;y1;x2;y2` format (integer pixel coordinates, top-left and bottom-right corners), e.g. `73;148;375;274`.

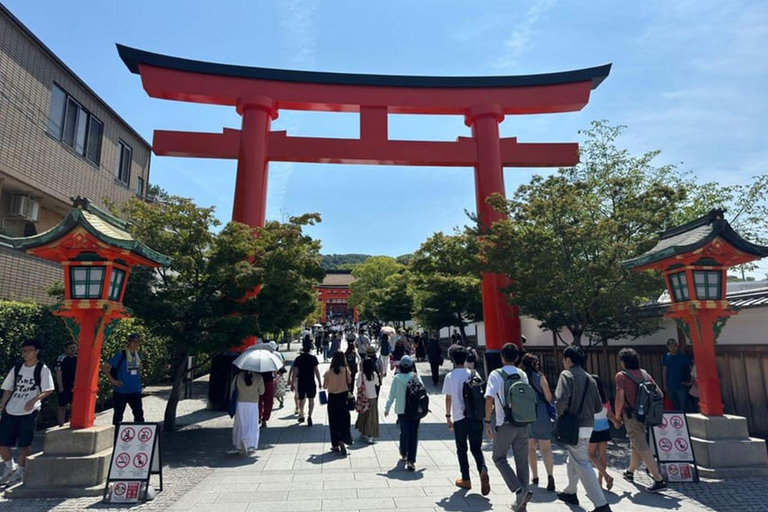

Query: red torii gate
118;45;610;353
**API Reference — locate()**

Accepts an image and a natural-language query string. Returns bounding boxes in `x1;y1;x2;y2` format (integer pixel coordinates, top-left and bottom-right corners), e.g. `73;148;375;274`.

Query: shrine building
316;270;357;322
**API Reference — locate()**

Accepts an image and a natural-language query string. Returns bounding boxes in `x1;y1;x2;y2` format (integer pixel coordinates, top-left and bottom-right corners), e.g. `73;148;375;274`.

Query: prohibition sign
120;427;135;443
133;452;149;469
115;453;131;469
667;464;680;476
670;415;684;430
675;438;689;452
114;482;127;496
138;427;153;443
659;438;673;452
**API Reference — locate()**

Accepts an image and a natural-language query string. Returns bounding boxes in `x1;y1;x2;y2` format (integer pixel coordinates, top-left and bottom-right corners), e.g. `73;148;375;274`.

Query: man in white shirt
443;347;490;495
484;343;533;512
355;329;370;359
0;339;55;486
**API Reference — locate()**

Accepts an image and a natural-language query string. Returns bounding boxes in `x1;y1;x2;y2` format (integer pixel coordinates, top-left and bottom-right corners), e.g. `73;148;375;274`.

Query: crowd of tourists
0;325;689;511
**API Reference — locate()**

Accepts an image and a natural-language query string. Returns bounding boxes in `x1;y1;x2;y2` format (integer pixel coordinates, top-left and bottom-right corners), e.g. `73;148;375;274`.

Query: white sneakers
0;465;21;486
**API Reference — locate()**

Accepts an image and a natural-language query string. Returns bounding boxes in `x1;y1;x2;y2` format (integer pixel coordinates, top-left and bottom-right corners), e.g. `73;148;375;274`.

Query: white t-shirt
356;335;370;353
356;371;380;399
1;363;55;416
484;365;529;428
442;368;473;422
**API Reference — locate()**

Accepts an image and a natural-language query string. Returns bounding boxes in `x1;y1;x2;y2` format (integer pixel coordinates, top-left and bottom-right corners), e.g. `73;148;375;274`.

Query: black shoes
547;475;556;492
622;470;634;482
557;492;579;505
532;477;539;485
307;417;313;427
592;505;612;512
646;479;668;493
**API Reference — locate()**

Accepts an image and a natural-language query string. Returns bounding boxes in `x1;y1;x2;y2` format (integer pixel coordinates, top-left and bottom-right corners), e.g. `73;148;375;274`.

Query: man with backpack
554;346;611;512
384;356;427;471
443;347;490;495
613;347;667;493
484;343;536;512
0;339;55;486
378;332;391;377
103;333;145;426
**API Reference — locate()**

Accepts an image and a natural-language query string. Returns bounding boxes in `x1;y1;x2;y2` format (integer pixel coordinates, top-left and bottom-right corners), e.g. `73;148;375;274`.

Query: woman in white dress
231;370;265;456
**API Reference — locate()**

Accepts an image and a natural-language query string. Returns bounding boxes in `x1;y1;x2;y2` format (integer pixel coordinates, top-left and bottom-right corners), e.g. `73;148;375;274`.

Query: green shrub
0;301;169;428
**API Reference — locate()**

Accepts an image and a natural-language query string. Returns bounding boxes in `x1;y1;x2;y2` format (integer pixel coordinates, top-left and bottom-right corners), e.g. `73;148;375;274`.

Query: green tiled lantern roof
0;197;171;266
622;209;768;270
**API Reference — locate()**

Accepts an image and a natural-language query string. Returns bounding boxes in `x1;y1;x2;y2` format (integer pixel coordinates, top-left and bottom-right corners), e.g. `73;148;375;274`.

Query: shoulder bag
553;379;589;446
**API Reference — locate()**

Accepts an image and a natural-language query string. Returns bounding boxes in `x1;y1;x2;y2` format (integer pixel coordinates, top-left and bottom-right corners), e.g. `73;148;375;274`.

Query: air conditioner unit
9;195;39;222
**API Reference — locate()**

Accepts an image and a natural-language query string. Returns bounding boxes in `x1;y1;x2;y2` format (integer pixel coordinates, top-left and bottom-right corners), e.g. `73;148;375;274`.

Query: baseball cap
399;355;414;371
127;333;141;341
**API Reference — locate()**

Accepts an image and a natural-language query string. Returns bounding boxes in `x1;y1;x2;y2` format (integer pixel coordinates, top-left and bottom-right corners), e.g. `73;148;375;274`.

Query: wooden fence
523;344;768;440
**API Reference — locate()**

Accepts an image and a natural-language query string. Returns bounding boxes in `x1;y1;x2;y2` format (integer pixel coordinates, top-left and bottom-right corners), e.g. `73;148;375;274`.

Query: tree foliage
348;256;412;324
118;196;322;430
409;231;483;338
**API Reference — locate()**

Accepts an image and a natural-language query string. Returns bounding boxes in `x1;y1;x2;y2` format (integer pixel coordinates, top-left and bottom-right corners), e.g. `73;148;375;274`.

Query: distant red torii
118;44;610;352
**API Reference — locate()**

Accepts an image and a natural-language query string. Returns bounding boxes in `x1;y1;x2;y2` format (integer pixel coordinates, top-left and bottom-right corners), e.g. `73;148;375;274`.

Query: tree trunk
163;349;190;432
600;338;611;398
458;322;469;346
571;330;583;347
284;330;289;351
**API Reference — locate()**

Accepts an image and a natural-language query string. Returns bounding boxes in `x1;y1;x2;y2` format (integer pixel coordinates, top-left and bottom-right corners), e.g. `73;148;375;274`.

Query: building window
693;270;721;300
70;266;105;299
137;177;144;196
116;141;132;185
48;84;102;165
668;271;690;302
108;268;126;301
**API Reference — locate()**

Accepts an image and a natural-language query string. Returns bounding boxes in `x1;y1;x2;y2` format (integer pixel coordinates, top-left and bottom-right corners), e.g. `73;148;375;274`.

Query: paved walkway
1;346;766;511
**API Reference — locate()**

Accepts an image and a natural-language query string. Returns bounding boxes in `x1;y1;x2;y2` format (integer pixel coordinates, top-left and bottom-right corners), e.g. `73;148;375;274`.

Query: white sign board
109;424;157;480
109;481;142;503
651;412;699;483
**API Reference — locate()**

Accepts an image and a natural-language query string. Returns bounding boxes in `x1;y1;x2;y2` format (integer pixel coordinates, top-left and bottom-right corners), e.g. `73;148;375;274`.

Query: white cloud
492;0;557;70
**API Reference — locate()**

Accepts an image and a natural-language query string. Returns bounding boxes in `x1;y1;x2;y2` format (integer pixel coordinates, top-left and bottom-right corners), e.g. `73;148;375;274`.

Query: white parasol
233;349;283;372
380;326;396;335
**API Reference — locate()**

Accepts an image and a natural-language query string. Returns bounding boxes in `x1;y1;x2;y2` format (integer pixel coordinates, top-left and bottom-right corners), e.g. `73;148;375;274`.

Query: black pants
453;418;486;480
328;392;352;448
429;361;441;385
112;392;144;426
398;414;420;463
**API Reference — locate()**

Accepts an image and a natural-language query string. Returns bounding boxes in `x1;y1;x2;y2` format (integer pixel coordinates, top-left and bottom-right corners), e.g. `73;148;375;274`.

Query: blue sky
7;1;768;273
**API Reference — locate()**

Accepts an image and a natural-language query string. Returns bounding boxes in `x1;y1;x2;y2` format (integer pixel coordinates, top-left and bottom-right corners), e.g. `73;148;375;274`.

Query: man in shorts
55;340;78;427
0;340;55;486
289;343;321;426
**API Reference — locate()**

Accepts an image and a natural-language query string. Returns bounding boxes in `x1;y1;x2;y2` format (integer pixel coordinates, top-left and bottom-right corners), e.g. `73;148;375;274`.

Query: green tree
410;231;483;342
348;256;404;322
371;271;414;326
119;196;322;430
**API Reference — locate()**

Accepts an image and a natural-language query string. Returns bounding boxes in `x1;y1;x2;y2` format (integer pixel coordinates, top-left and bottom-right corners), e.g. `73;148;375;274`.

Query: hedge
0;301;168;428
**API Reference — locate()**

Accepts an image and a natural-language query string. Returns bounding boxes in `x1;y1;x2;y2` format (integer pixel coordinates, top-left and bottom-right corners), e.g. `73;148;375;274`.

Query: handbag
319;390;328;405
346;391;356;411
355;383;370;414
553;380;589;446
228;387;238;419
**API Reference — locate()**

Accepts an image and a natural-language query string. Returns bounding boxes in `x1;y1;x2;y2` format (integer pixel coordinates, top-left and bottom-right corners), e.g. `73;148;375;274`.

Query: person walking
415;333;427;362
324;351;353;455
54;340;77;427
314;329;323;355
662;338;692;412
345;343;358;392
385;356;424;471
426;335;443;386
520;353;555;492
329;333;341;356
231;370;265;456
613;348;667;493
589;374;615;490
554;346;612;512
274;367;288;409
378;332;391;378
355;329;371;360
289;344;322;426
443;347;490;495
103;333;145;426
355;357;380;444
484;343;533;512
259;370;275;428
322;332;331;362
0;339;55;486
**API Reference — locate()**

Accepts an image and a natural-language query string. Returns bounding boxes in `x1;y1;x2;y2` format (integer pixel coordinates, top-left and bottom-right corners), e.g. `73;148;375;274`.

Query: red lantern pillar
466;104;521;350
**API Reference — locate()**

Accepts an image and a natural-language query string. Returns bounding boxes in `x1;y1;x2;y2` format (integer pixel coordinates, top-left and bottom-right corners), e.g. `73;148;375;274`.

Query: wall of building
0;245;60;303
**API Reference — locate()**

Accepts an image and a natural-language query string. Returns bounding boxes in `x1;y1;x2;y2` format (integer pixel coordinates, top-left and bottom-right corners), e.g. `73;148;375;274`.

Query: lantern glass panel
669;271;690;302
693;270;722;300
108;269;126;301
69;265;106;299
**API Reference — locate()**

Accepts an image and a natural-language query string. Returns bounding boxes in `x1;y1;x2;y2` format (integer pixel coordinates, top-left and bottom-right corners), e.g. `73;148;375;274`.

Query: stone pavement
1;346;766;511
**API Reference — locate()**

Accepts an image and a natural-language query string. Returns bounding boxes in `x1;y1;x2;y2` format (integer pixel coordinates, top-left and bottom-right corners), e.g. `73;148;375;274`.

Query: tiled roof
319;273;356;287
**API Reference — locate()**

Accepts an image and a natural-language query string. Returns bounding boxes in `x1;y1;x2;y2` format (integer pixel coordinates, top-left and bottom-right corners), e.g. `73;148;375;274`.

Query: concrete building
0;4;151;303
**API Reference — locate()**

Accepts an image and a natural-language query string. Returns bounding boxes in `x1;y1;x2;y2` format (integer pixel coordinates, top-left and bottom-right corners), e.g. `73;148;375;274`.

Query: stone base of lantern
5;425;114;498
688;414;768;478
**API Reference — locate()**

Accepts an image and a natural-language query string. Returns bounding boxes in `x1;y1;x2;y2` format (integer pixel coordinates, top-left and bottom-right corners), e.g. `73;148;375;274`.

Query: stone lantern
0;197;169;497
623;209;768;477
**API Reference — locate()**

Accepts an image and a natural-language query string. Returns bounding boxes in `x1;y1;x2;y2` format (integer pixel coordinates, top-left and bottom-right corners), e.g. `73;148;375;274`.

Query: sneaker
591;505;612;512
646;480;668;493
298;416;305;424
261;421;267;428
0;466;17;485
514;488;534;512
622;470;634;482
366;436;375;445
480;468;491;496
557;492;579;505
406;461;416;471
455;478;472;490
547;475;556;492
339;442;347;456
532;477;539;486
331;446;340;452
6;470;23;486
307;417;313;427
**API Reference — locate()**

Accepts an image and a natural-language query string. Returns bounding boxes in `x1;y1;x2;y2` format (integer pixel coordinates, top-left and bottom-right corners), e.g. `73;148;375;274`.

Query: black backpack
13;361;44;393
462;371;486;421
623;370;664;426
404;375;430;420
